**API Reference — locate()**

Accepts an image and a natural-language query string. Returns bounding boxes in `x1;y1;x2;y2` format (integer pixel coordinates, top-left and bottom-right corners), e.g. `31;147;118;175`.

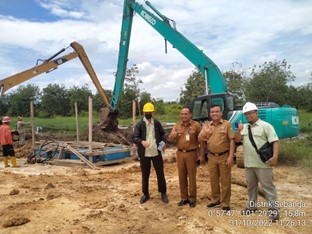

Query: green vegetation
279;110;312;168
13;103;182;137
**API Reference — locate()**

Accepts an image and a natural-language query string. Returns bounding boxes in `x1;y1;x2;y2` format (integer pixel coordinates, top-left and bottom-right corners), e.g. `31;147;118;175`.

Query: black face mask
145;113;152;119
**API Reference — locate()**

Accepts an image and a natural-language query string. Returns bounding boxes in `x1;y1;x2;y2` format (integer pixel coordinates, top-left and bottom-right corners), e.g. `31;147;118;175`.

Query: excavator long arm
0;42;110;108
111;0;228;110
0;51;78;95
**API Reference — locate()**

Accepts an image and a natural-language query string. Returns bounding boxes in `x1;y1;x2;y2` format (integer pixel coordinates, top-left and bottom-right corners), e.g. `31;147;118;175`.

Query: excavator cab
190;92;235;123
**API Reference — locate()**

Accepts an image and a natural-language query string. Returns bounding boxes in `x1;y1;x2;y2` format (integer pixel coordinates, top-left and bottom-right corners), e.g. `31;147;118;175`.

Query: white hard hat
243;102;258;113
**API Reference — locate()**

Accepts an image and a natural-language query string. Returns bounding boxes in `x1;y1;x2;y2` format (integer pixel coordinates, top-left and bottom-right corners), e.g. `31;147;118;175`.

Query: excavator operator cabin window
192;100;203;119
211;98;224;112
200;101;209;118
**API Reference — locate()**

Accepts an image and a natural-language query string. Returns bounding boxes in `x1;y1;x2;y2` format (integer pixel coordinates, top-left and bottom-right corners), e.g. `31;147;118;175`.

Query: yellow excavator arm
0;42;110;108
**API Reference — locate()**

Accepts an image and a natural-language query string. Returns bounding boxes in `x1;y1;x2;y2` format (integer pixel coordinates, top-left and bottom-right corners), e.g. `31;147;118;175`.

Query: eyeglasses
244;111;257;116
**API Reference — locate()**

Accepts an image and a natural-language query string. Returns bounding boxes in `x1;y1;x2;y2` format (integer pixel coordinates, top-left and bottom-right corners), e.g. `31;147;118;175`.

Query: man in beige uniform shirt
168;107;202;208
199;105;235;211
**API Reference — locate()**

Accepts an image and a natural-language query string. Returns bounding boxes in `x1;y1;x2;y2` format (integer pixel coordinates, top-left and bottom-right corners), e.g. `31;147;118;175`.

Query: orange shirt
0;124;13;145
173;120;201;150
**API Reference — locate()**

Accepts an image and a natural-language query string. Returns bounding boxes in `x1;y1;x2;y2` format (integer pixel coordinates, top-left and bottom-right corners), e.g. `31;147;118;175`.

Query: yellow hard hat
143;102;155;112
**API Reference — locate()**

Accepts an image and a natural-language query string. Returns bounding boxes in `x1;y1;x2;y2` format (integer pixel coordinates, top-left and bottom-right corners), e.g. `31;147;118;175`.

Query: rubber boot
3;157;10;167
10;157;20;168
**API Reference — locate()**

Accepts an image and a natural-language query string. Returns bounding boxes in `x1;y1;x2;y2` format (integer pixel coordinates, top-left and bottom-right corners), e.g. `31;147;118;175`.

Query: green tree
7;84;41;116
68;85;93;115
124;64;142;115
139;91;152;115
296;84;312;111
118;87;137;118
93;89;113;112
180;70;205;106
0;95;9;116
152;98;165;115
41;84;70;117
223;62;247;104
285;85;301;109
246;60;295;105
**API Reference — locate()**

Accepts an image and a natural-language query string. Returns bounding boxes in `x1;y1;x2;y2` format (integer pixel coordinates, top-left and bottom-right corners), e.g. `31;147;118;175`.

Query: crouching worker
0;116;20;167
132;102;168;204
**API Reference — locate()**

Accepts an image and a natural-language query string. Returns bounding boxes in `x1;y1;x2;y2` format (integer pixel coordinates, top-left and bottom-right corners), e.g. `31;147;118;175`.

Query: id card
186;133;190;141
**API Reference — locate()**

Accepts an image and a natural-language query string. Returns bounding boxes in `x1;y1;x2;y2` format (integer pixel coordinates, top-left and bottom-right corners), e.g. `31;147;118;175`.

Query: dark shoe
222;206;230;212
207;202;221;208
140;194;150;204
189;201;196;208
269;209;279;222
241;208;257;215
177;199;190;206
161;193;169;203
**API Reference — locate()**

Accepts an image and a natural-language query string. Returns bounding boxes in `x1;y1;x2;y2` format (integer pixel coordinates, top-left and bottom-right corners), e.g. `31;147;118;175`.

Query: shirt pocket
219;130;227;136
176;128;184;138
252;129;263;138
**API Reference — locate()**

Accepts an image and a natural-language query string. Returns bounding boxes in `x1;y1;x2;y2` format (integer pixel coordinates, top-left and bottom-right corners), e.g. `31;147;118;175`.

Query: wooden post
88;97;92;163
132;100;136;132
75;102;79;141
30;101;35;148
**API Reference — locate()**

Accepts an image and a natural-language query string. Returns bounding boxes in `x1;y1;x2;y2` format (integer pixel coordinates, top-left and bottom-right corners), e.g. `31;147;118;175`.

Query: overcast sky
0;0;311;102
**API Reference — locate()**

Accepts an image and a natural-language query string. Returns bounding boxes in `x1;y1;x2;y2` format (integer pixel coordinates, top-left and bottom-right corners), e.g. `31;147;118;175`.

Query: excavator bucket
98;108;119;132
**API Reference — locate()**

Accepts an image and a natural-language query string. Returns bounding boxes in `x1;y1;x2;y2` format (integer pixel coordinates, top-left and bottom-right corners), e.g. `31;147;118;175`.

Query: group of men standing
1;102;280;222
133;102;280;222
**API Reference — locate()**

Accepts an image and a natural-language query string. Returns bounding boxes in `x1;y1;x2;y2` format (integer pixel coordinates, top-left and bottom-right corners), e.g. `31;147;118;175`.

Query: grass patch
279;138;312;168
298;109;312;133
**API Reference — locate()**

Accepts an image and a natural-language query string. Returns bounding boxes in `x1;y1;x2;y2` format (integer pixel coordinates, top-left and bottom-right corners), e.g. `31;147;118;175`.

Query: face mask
145;113;152;119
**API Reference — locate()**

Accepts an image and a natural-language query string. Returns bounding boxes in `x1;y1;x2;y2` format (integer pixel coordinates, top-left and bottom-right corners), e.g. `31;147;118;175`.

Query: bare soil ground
0;140;311;234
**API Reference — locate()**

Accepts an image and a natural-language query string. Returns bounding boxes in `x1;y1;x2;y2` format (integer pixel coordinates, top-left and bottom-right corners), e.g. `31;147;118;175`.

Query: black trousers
2;144;15;157
140;154;167;195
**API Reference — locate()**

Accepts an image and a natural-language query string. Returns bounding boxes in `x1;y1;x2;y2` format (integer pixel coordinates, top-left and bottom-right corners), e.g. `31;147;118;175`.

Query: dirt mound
26;124;134;146
0;161;311;233
83;125;133;145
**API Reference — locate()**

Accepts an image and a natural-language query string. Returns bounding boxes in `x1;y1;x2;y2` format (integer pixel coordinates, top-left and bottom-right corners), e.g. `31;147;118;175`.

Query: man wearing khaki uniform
199;105;235;211
168;107;202;208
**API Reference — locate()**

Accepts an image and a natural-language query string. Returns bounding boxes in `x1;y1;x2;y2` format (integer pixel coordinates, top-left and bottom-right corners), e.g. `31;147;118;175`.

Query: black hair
182;106;192;113
210;104;221;110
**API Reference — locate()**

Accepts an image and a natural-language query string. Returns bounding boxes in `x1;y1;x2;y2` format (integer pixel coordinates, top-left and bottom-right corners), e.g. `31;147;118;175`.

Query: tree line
180;60;312;111
0;60;311;119
0;65;165;119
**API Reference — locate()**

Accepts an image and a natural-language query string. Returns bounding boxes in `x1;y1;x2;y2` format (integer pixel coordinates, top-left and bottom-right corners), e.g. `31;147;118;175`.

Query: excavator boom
0;42;110;109
111;0;228;110
0;51;78;95
113;0;298;139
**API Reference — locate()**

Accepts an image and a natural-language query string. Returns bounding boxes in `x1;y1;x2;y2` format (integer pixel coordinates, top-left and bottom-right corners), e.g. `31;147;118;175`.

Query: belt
178;149;197;153
209;150;229;156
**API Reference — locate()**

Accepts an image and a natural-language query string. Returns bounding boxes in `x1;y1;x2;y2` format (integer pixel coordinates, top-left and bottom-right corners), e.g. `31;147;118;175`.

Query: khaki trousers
177;150;198;202
208;153;231;207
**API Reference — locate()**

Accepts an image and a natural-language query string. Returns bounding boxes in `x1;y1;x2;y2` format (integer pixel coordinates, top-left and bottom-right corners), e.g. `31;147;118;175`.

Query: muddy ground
0;137;311;234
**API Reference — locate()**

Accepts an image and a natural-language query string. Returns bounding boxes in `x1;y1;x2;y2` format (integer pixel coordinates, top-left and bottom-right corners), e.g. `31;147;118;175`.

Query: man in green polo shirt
234;102;280;222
